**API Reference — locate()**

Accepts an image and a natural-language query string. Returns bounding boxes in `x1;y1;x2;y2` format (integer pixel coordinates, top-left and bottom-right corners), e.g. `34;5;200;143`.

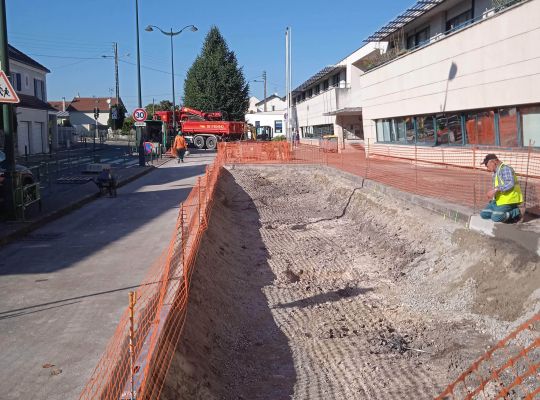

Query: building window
446;9;472;32
466;111;495;145
255;121;260;128
314;84;320;95
416;115;435;144
307;88;313;98
436;113;463;145
313;124;333;138
301;92;306;101
10;72;21;91
406;26;430;49
34;78;45;101
323;79;329;90
520;105;540;147
272;105;275;111
498;107;519;147
332;73;340;87
274;120;283;134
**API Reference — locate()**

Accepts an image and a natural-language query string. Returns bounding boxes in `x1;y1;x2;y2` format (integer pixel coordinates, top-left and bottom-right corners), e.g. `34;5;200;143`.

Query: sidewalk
0;155;170;247
0;150;216;400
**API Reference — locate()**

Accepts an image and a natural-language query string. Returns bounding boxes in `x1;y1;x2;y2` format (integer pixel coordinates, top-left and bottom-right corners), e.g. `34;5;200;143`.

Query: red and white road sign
0;71;20;104
132;108;147;122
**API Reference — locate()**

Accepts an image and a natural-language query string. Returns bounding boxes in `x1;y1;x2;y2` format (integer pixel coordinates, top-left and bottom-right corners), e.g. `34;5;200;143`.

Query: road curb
0;163;164;248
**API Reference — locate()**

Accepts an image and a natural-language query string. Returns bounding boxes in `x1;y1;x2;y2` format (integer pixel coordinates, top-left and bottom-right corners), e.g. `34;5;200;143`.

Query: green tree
108;103;127;130
122;115;134;134
183;26;249;121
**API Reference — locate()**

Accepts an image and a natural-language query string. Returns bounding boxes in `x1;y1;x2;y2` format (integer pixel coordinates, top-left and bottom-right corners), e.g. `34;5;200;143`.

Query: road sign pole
0;0;16;219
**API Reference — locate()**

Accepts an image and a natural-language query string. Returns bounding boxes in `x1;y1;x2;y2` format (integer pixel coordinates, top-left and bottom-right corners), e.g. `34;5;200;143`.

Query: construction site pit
161;165;540;400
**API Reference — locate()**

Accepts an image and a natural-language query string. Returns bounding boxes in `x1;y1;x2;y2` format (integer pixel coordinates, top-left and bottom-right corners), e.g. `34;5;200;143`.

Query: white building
292;0;540;153
7;45;55;156
357;0;540;150
49;97;123;135
245;94;287;137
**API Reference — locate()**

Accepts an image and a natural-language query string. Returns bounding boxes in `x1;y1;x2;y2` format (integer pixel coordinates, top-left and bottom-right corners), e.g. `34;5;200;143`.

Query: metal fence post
128;291;137;400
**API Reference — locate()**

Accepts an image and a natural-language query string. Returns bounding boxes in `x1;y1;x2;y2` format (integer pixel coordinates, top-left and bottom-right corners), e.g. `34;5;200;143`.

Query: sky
7;0;411;114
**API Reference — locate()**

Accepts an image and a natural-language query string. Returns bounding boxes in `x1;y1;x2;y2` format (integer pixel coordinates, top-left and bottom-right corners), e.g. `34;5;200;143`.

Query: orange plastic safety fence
435;313;540;400
219;141;540;213
80;159;223;400
81;141;540;400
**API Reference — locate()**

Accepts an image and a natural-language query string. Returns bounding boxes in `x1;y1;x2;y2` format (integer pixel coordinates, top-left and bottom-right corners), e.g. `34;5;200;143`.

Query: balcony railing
361;0;526;72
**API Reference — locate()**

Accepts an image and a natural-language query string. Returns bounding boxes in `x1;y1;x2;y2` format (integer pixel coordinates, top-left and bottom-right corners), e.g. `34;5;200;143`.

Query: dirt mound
161;167;539;399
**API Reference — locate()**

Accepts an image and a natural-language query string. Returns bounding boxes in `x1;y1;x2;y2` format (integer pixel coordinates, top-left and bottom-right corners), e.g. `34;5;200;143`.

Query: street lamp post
145;24;197;134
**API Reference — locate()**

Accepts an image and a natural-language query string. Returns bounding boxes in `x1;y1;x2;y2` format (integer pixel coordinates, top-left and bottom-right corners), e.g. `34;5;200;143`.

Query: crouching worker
96;167;117;197
480;154;522;223
173;130;187;163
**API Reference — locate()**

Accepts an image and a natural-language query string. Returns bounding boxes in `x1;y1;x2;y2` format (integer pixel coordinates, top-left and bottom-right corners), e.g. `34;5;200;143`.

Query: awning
323;107;362;116
364;0;445;42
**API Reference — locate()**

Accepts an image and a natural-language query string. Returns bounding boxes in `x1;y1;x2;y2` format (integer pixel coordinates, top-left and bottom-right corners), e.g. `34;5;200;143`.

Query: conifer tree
184;26;249;121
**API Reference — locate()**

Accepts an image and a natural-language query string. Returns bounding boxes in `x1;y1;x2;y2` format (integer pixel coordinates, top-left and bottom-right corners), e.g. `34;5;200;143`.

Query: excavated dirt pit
161;166;540;400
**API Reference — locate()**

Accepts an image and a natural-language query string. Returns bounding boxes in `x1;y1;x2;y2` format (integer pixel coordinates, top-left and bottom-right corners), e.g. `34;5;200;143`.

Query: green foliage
272;136;286;141
144;100;175;119
183;26;249;121
122;116;134;134
109;103;127;130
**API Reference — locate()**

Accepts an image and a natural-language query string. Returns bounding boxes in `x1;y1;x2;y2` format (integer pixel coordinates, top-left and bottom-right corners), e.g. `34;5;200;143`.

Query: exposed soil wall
161;166;540;400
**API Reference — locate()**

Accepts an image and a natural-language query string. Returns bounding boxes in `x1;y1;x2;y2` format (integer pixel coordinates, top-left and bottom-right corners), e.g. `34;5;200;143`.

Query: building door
17;121;30;156
31;122;44;154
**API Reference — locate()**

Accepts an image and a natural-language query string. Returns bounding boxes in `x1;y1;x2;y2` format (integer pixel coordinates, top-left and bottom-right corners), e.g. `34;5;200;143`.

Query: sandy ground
161;166;540;400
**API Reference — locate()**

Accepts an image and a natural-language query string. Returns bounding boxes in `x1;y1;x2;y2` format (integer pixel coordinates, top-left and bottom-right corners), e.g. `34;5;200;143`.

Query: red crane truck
153;107;245;150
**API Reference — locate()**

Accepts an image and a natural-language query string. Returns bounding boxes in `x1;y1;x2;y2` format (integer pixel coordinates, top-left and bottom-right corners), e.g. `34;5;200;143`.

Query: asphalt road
0;150;216;400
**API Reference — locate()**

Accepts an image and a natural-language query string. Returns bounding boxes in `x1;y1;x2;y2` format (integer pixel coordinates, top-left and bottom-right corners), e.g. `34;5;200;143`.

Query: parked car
0;151;35;186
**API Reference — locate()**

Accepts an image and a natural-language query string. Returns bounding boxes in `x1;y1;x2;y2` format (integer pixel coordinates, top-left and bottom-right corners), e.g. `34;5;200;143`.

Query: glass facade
521;105;540;147
375;104;540;148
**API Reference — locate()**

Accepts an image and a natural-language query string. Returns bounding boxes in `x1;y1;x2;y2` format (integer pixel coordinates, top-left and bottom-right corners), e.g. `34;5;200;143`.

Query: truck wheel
193;135;205;149
205;135;217;150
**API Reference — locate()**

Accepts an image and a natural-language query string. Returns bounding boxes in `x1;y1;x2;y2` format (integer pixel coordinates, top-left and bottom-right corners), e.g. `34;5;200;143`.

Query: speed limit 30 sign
132;108;147;122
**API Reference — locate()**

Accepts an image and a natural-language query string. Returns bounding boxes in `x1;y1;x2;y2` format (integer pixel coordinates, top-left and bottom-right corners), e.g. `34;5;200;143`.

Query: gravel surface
161;166;540;400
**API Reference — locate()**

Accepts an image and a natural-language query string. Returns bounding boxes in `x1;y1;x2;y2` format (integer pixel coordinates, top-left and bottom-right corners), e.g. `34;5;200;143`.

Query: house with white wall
245;94;287;137
7;45;55;156
60;97;123;135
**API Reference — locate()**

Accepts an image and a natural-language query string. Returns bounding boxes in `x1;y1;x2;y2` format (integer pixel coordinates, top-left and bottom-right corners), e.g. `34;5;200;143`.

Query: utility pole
152;98;155;115
135;0;145;167
263;70;267;112
114;42;119;106
0;0;16;218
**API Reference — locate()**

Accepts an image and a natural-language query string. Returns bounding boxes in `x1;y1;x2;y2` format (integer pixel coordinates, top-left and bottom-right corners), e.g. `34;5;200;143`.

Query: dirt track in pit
161;166;540;400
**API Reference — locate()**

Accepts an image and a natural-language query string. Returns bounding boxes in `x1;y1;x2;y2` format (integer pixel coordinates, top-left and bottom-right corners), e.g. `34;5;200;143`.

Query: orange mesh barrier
219;140;540;213
435;313;540;400
81;140;539;400
80;159;223;400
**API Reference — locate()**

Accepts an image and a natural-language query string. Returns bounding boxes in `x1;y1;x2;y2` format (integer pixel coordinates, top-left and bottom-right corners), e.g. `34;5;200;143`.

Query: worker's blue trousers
480;200;520;222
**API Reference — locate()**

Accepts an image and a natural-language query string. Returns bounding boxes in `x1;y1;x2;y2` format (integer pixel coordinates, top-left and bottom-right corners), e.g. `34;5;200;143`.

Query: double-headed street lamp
145;24;197;134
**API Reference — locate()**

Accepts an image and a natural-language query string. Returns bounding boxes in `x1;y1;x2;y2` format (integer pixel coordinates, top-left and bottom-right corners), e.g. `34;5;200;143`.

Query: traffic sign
0;71;20;104
133;108;147;122
134;121;146;127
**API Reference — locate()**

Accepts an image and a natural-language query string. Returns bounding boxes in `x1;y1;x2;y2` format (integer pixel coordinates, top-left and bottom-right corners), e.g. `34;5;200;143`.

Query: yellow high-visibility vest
494;163;523;206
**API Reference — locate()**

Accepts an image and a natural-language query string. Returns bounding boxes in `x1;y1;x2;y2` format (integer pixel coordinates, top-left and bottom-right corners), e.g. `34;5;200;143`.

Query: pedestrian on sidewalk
480;154;523;223
294;131;300;147
173;130;188;163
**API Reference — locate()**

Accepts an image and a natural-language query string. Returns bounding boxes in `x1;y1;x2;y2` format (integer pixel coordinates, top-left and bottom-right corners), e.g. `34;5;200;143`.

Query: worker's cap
481;153;498;166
